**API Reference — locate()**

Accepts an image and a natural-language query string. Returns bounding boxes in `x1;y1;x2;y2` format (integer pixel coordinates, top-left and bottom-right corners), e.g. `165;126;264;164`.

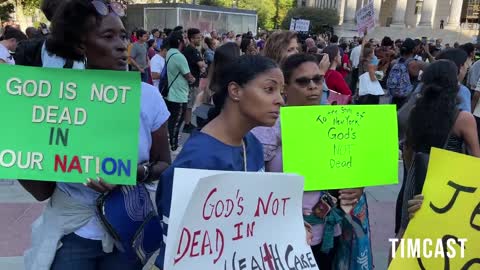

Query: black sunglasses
294;75;324;88
92;0;125;17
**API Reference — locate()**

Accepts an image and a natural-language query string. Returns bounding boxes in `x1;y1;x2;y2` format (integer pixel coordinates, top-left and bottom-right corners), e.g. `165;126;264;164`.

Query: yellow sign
280;105;398;191
389;148;480;269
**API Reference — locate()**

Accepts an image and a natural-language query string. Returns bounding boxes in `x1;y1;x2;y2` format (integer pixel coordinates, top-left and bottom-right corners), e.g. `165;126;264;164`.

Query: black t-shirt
183;45;202;87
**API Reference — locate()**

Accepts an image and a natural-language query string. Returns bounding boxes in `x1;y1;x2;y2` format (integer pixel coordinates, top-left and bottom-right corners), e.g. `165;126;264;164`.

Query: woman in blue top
155;55;285;267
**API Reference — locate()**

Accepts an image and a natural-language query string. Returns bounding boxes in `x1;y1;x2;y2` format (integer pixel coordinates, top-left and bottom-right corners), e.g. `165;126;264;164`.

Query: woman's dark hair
323;45;339;67
207;55;278;121
41;0;62;21
339;43;348;51
147;39;155;48
281;53;318;83
406;60;460;153
168;30;184;49
381;36;394;47
205;37;214;50
208;42;241;92
0;26;27;42
240;36;253;53
435;48;468;74
459;42;475;56
173;26;183;32
46;0;101;61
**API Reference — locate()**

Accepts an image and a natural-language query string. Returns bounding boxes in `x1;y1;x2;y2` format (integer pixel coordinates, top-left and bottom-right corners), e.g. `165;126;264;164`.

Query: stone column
373;0;382;26
343;0;357;25
418;0;437;27
446;0;463;29
390;0;408;27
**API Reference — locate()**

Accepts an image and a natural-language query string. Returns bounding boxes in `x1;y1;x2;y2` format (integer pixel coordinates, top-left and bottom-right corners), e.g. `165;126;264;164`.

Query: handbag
96;183;162;265
358;72;384;96
327;90;352;105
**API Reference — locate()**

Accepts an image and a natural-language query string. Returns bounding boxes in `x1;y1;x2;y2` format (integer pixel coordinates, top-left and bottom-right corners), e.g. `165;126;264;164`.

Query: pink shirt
251;119;341;246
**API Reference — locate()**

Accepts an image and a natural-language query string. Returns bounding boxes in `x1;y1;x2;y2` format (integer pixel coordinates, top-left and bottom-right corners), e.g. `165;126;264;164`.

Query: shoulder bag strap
165;53;182;90
242;139;247;172
442;109;461;149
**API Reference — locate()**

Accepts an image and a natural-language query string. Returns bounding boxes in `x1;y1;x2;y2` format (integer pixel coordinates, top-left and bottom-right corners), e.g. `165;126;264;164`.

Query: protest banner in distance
356;1;375;35
290;19;310;32
280;105;398;191
0;65;141;184
389;148;480;270
165;168;319;270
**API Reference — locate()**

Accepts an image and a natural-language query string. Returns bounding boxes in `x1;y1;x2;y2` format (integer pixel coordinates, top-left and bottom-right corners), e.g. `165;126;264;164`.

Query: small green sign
0;65;141;185
281;105;399;191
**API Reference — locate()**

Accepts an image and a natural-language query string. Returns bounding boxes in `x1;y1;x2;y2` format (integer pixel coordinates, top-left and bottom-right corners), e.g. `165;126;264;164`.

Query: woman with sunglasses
252;53;372;270
24;1;171;269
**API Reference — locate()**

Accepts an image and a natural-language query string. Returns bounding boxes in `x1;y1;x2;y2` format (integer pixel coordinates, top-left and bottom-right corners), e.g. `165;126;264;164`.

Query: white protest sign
290;19;310;32
165;168;319;270
356;1;375;35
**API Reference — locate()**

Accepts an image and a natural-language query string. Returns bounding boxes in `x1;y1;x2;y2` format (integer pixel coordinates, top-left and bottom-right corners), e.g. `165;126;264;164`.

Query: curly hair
45;0;103;61
406;60;460;153
262;30;297;64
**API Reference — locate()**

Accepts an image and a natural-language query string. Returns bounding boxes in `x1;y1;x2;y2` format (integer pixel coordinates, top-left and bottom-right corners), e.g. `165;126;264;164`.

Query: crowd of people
1;0;479;269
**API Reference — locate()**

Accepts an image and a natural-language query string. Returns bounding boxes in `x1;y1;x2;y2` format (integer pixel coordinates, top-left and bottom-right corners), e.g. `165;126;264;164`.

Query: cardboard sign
289;19;310;32
356;1;375;35
0;65;141;184
165;168;319;270
389;148;480;269
280;105;398;191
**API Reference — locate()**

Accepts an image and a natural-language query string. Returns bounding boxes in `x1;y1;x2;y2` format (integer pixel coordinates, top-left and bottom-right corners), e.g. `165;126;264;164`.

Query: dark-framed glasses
92;1;125;17
294;75;324;88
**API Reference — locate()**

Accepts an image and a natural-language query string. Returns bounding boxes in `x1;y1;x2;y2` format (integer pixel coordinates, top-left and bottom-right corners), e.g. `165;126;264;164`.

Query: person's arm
457;111;480;157
472;91;480;113
150;57;164;80
136;124;171;181
422;44;434;63
178;54;195;83
129;46;144;72
367;63;376;81
332;71;352;96
17;181;56;201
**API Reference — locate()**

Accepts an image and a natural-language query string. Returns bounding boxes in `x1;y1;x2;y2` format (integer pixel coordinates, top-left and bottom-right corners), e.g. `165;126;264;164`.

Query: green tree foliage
282;7;339;33
199;0;294;30
20;0;41;16
0;1;14;22
199;0;226;6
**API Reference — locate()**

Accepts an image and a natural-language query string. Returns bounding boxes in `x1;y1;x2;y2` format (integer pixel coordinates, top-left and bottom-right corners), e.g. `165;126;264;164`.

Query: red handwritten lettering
255;192;291;217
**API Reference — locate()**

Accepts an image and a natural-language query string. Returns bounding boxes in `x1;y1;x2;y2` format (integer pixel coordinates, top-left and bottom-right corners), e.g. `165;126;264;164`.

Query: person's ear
228;82;241;102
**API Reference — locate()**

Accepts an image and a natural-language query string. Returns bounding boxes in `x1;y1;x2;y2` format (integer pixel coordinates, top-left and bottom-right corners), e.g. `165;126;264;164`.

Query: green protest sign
280;105;398;191
0;65;141;185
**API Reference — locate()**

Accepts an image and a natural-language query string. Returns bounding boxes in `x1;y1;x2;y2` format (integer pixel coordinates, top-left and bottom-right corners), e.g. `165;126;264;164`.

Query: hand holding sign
389;149;480;269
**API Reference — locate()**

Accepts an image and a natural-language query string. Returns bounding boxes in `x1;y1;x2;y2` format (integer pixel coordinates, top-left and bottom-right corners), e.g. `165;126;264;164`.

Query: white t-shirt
0;43;14;65
150;54;165;88
57;82;170;240
350;45;362;68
